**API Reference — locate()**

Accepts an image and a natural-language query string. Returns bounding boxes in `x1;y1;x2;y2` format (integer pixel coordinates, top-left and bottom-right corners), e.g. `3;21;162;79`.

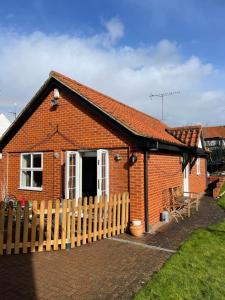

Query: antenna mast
9;103;17;120
150;91;180;121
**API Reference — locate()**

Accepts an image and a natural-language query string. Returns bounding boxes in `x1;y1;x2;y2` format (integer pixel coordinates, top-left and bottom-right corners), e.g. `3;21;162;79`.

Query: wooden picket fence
0;192;129;255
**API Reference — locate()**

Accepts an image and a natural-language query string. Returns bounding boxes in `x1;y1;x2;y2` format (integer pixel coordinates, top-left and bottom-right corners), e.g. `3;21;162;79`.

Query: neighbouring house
203;126;225;173
0;113;11;137
0;71;207;231
0;113;11;197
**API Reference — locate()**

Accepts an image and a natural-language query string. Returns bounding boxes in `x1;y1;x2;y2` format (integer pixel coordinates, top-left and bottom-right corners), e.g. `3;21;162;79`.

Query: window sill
18;187;43;192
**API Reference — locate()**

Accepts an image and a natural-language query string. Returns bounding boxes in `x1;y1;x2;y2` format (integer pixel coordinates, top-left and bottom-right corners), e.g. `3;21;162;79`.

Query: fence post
53;199;60;251
98;197;103;240
0;202;5;255
15;203;21;254
66;200;71;248
71;199;76;248
117;194;121;235
112;195;117;236
30;201;37;253
6;205;13;255
107;195;113;238
103;196;108;238
93;196;98;242
83;197;87;245
22;202;29;254
88;197;93;243
61;200;67;250
38;201;45;252
121;193;126;234
125;192;129;231
46;200;53;251
77;198;82;247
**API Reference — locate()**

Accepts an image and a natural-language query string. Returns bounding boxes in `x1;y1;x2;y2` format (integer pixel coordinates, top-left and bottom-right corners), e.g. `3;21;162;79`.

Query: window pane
22;154;31;168
22;171;31;187
33;154;42;168
33;171;42;188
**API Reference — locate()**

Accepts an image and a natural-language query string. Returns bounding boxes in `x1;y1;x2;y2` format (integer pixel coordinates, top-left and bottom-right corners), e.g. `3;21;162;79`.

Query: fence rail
0;192;130;255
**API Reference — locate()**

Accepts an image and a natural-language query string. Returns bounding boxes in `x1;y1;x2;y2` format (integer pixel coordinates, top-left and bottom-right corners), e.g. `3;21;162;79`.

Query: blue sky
0;0;224;125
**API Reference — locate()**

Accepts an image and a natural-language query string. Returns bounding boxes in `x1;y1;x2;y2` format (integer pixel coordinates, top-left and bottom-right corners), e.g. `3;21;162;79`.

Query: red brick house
0;71;207;231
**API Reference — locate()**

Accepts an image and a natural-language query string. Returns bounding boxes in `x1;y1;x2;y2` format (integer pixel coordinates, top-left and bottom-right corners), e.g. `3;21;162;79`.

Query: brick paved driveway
0;196;223;300
0;239;170;300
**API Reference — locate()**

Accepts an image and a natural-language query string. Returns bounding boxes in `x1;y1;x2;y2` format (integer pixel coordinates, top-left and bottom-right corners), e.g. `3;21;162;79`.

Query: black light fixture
114;154;122;161
51;98;58;107
130;153;137;165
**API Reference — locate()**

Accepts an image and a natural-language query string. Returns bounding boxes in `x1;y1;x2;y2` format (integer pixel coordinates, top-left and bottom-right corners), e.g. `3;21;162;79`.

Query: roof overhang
0;75;208;157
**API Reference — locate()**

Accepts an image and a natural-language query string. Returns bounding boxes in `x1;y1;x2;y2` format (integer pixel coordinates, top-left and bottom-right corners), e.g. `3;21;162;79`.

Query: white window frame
196;157;201;176
65;151;81;201
20;152;43;191
97;149;109;198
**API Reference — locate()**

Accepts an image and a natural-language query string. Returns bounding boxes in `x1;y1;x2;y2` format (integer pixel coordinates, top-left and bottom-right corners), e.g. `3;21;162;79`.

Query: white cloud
101;17;124;46
0;18;224;126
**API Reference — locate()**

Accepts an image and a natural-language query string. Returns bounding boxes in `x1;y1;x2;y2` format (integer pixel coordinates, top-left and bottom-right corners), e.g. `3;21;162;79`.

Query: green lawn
135;184;225;300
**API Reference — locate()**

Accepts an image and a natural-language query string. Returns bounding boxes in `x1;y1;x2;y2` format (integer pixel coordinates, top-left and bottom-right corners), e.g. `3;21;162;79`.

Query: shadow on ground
0;254;36;299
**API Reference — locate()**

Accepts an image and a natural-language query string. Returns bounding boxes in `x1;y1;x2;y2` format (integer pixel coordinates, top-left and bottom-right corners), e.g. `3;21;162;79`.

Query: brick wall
147;154;207;226
2;89;130;202
148;153;183;225
189;158;207;194
129;150;145;227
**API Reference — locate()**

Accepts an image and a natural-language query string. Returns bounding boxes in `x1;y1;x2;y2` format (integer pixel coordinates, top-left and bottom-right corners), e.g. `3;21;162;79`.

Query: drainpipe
144;149;150;232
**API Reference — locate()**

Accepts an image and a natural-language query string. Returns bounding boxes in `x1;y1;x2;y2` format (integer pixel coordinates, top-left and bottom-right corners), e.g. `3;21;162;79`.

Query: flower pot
132;219;142;226
130;223;143;237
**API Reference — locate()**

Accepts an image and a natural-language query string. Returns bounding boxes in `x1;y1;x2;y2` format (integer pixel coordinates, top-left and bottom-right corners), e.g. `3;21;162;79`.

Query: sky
0;0;224;126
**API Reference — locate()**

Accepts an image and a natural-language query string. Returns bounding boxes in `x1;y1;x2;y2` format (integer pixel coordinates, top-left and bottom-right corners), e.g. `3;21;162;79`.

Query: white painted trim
196;157;201;176
20;152;43;190
198;138;202;149
18;187;43;191
65;151;81;200
82;151;97;157
97;149;109;198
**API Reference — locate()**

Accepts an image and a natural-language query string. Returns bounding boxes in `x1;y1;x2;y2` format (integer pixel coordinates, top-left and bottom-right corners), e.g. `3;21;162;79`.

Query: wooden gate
0;192;129;255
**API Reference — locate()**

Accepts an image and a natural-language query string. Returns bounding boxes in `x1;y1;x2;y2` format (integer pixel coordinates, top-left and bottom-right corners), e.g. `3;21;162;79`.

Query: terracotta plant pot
130;220;143;237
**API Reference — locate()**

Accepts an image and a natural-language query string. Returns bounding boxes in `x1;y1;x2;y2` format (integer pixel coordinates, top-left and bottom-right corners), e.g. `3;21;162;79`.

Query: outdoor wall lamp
130;153;137;165
51;88;60;107
53;152;60;159
114;154;122;161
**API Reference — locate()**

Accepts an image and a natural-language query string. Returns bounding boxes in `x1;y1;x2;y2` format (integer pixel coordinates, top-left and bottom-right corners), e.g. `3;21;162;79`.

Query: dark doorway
82;156;97;197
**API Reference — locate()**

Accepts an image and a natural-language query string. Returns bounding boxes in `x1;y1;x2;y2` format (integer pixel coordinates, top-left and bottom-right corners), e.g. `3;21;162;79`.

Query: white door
97;149;109;198
183;163;189;195
65;151;81;200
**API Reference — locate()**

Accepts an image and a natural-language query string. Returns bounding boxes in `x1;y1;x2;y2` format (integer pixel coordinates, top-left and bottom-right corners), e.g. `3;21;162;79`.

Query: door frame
65;149;109;200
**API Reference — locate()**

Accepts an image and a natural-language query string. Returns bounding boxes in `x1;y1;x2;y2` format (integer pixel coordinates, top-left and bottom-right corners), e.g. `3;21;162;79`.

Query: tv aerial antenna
9;103;18;120
150;91;180;121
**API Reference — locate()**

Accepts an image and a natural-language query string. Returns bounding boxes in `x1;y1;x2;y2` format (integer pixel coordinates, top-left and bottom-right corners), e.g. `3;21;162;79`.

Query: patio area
0;196;224;300
118;196;225;250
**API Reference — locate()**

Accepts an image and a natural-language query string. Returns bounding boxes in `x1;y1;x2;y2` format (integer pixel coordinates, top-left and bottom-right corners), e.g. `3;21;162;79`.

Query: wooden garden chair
162;189;186;223
170;186;200;218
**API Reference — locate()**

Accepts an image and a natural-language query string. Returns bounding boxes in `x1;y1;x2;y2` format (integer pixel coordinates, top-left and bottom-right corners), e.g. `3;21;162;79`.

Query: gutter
144;149;150;232
143;142;159;232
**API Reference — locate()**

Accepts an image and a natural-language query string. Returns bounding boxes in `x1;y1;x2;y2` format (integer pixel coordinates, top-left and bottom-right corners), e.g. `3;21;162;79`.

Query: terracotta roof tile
50;71;185;146
167;125;202;147
203;126;225;139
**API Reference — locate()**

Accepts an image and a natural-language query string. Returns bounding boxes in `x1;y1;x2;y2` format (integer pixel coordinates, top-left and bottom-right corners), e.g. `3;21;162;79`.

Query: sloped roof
50;71;184;146
202;126;225;139
167;125;202;148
